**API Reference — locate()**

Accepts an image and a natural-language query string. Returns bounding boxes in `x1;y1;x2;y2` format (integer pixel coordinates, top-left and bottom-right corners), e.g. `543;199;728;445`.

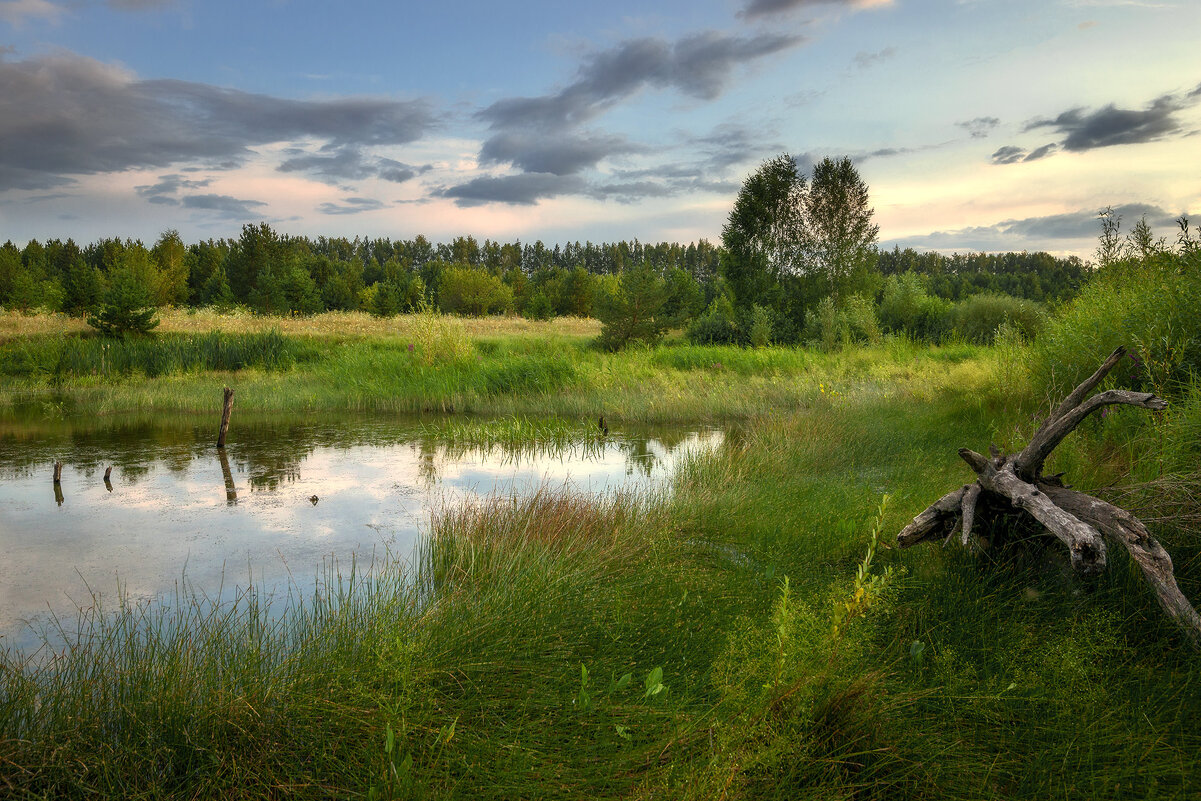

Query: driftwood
897;346;1201;643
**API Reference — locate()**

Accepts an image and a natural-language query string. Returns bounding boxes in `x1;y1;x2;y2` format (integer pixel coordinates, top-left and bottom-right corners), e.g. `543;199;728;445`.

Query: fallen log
897;346;1200;643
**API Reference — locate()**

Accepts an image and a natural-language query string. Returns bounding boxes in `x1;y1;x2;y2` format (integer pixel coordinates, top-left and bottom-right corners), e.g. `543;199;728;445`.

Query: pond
0;415;722;654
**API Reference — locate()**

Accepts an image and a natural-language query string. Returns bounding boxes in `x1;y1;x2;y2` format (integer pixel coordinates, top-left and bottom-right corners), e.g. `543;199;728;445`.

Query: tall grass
0;330;316;379
3;327;1201;798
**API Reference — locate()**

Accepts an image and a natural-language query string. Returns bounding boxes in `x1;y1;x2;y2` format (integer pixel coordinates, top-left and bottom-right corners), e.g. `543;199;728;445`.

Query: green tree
805;156;879;301
152;229;191;306
87;266;159;336
594;264;675;351
721;154;806;312
438;266;513;316
63;258;105;316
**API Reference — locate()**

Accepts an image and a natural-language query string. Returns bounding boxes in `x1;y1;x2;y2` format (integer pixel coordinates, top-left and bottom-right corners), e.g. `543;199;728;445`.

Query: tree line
0;154;1091;348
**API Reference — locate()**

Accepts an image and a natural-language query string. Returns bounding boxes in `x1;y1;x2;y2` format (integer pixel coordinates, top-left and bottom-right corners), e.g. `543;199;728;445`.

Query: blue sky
1;0;1197;257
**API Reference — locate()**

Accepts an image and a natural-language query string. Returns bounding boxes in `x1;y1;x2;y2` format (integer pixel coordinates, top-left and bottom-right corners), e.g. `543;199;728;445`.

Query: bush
878;272;952;342
748;304;774;348
950;293;1044;345
686;297;740;345
523;291;554;321
803;293;879;351
1033;250;1201;398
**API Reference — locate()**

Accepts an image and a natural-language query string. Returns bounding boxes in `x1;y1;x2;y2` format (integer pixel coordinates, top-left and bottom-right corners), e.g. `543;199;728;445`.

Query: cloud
0;0;62;24
134;172;211;203
739;0;892;20
852;47;896;69
478;130;642;175
179;193;267;219
990;143;1057;164
277;146;431;185
436;173;587;207
1024;92;1188;151
0;50;436;191
464;31;801;206
317;197;387;215
957;116;1000;138
990;146;1025;165
896;203;1188;251
478;31;802;133
1023;142;1058;161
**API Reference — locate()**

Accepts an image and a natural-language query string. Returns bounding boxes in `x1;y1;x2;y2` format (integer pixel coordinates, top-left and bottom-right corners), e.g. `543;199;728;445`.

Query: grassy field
1;310;1199;799
0;308;994;424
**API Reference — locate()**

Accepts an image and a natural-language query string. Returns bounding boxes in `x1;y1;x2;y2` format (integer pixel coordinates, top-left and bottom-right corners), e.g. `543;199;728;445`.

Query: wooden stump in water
897;346;1201;644
53;461;62;484
217;387;235;448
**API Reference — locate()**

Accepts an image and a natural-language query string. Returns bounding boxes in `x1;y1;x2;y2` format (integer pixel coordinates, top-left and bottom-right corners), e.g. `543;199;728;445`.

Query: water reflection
0;414;721;652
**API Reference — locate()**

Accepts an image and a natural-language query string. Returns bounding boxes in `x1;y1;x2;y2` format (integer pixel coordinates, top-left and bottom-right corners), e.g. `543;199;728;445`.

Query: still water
0;415;722;652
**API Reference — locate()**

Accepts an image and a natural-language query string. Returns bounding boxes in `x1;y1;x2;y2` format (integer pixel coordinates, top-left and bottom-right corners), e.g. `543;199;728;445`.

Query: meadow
1;305;1199;799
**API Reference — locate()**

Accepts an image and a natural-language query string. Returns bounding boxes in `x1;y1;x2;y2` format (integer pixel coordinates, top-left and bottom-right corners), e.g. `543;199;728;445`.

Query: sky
0;0;1198;258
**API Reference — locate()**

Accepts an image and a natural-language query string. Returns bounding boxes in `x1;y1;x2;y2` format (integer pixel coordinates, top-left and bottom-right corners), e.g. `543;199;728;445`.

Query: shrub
523;291;554;321
803;293;879;351
686;296;740;345
1033;250;1201;398
748;304;774;348
878;272;953;342
951;292;1044;345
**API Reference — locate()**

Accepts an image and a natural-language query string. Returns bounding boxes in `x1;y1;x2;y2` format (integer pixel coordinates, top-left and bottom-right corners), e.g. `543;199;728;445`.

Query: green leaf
644;666;666;698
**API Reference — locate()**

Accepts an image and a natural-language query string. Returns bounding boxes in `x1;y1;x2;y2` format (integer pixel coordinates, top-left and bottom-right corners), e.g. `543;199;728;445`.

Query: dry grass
0;311;88;343
0;308;601;343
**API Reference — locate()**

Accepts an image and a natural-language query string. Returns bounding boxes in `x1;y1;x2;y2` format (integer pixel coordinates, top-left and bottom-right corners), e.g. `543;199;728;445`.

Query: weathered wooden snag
897;346;1201;643
217;387;235;448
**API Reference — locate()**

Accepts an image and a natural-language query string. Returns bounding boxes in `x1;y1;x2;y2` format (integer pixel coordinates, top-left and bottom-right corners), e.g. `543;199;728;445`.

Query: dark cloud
739;0;885;20
436;173;586;207
990;143;1058;164
180;194;267;218
318;197;387;215
478;31;801;133
957;116;1000;139
853;47;896;69
134;172;211;202
0;50;436;191
478;131;642;175
1023;142;1058;161
1024;93;1187;151
895;203;1189;252
466;31;800;204
1191;82;1201;98
277;146;431;185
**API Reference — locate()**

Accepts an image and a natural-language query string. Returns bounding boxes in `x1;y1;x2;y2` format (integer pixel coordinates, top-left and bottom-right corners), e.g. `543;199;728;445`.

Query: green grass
2;322;1200;798
0;313;997;423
